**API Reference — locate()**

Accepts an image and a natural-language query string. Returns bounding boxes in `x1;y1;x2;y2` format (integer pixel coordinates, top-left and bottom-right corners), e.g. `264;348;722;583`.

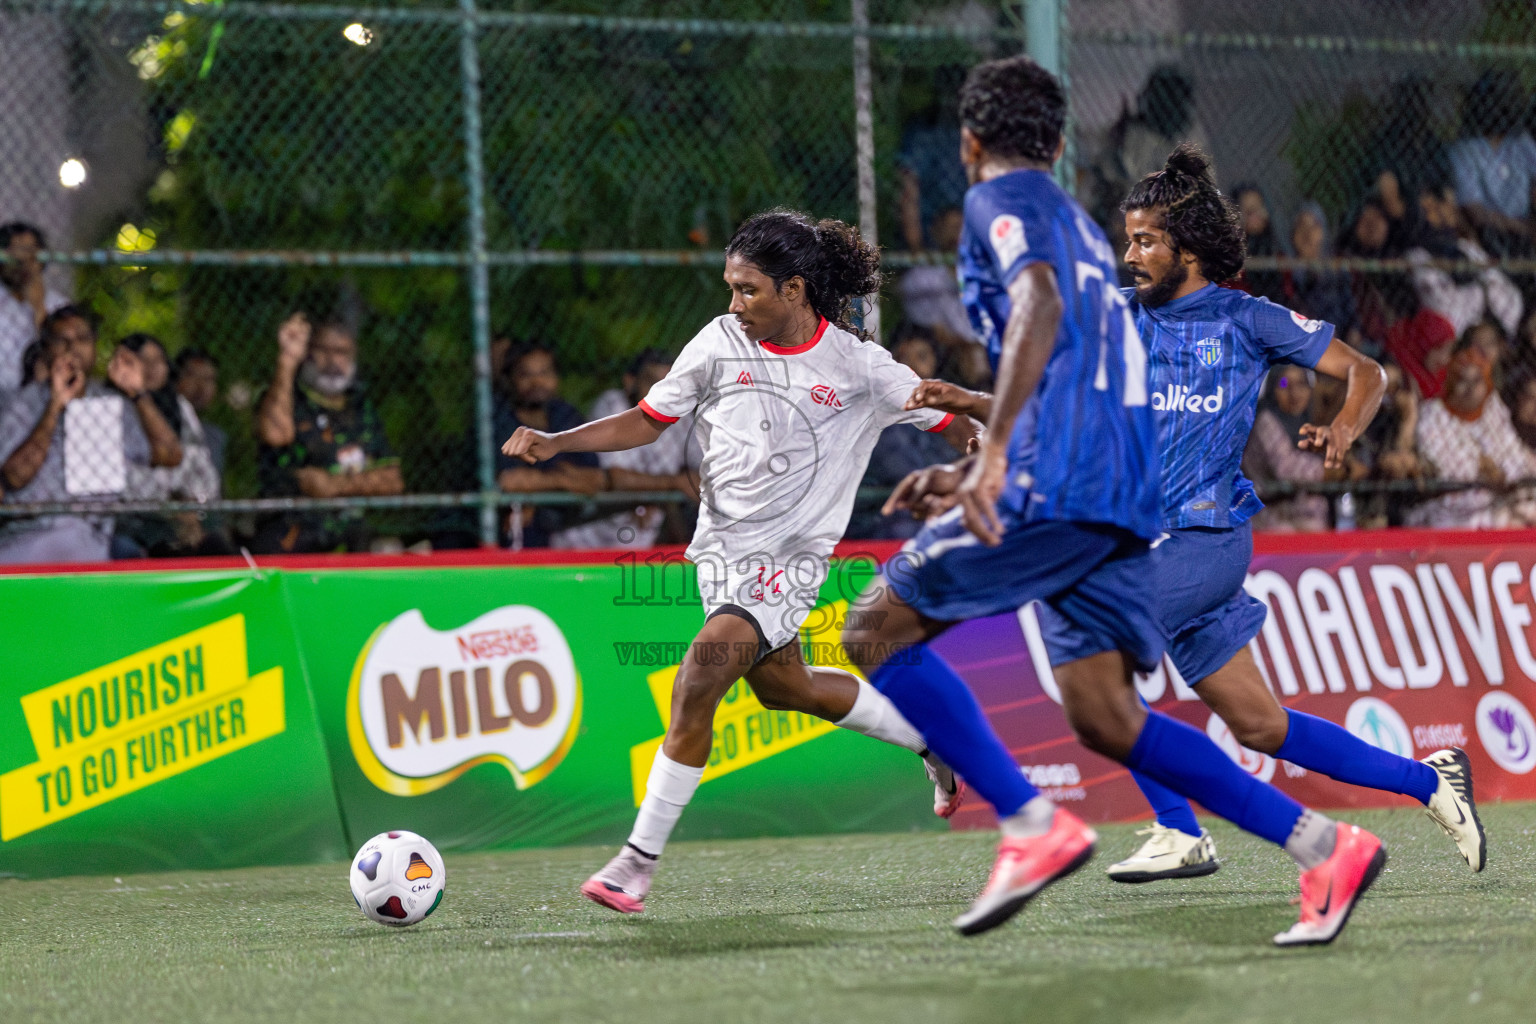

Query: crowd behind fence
2;0;1536;564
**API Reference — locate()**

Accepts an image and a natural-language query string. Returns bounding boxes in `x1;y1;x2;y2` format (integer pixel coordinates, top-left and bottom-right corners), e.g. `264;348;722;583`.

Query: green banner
0;557;939;878
0;571;346;878
286;559;939;851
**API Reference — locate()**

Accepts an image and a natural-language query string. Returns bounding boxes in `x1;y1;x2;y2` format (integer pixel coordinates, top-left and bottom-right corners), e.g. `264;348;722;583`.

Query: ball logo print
1476;692;1536;775
1345;698;1413;758
346;607;582;796
1205;713;1275;782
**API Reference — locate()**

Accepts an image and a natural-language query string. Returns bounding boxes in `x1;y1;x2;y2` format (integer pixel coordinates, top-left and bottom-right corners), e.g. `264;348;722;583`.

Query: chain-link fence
1069;0;1536;531
0;0;1028;559
7;0;1536;563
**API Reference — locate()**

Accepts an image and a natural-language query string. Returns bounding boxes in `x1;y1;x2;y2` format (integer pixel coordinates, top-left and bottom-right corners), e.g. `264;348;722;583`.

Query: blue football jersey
958;169;1161;539
1130;282;1335;528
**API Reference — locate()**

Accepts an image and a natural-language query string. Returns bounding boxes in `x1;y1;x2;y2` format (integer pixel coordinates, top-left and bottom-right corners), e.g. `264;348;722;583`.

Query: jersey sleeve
1247;295;1335;368
963;182;1050;287
637;325;713;423
867;345;953;433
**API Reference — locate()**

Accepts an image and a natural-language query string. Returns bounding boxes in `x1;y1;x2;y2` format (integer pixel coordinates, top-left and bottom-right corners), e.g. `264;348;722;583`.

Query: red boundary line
1;526;1530;577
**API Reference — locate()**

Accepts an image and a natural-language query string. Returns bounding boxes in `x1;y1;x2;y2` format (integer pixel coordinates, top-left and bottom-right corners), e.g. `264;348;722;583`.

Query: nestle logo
810;384;842;408
456;626;538;662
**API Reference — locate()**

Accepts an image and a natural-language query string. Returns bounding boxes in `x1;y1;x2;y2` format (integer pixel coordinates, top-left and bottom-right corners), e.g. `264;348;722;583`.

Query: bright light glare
343;23;374;46
59;158;87;189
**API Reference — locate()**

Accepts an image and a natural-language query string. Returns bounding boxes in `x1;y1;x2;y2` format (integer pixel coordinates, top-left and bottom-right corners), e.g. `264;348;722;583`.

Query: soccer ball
348;830;446;927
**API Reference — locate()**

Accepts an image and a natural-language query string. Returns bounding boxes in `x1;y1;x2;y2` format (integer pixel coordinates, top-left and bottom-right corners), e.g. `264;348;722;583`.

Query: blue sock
1131;769;1202;836
1127;694;1200;836
1277;709;1438;805
1124;711;1302;848
869;645;1038;818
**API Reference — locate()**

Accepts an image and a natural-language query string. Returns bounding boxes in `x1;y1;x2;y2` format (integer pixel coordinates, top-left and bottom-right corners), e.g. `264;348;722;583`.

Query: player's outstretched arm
905;379;993;421
957;262;1062;545
1299;339;1387;471
501;406;668;465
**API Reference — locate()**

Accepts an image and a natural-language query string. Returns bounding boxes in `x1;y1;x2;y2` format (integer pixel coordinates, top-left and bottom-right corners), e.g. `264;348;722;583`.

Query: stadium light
59;158;87;189
343;23;374;46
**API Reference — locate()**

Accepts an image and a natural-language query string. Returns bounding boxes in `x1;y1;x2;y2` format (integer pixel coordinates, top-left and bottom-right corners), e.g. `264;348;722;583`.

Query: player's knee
1061;693;1141;759
1226;707;1287;755
669;669;733;726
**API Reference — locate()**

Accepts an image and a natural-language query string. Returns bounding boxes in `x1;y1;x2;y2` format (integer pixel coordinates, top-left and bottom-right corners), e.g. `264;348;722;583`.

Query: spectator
0;222;68;392
1411;348;1536;528
1507;365;1536;455
1282;201;1355;338
1357;361;1425;526
849;333;967;539
897;208;975;343
1243;366;1331;532
1231;184;1285;303
175;348;227;478
253;313;403;553
549;348;700;549
1406;184;1522;340
1363;75;1450;206
0;307;182;563
1449;70;1536;257
494;342;604;547
897;64;970;252
114;334;225;557
1092;66;1210;230
1385;305;1458;401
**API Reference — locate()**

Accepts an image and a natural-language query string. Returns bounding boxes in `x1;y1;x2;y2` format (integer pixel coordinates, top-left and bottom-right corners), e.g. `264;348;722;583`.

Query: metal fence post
1025;0;1072;191
851;0;879;339
459;0;498;547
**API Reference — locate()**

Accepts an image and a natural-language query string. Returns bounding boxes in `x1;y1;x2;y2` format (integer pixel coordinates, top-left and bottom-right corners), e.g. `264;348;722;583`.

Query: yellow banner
19;615;249;759
629;601;859;805
1;615;287;842
0;668;285;840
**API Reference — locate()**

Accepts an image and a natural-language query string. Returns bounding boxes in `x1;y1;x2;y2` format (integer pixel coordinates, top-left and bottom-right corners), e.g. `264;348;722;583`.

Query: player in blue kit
840;57;1387;946
906;146;1485;886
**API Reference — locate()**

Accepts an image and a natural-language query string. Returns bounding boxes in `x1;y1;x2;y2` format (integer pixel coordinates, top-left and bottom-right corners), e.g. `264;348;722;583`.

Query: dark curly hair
957;56;1065;163
1120;144;1246;284
725;209;882;338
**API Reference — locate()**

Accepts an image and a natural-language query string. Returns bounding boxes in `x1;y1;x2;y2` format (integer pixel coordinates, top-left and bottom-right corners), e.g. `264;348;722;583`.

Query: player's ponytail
726;209;883;339
1120;143;1246;284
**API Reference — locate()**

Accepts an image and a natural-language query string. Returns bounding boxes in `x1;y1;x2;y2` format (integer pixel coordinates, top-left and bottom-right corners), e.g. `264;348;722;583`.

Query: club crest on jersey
810;384;842;408
1194;337;1223;367
736;371;755;386
988;214;1028;268
1290;309;1324;333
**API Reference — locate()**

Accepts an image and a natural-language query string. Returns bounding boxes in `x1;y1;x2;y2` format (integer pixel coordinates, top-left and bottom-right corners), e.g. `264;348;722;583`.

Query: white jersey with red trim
639;314;953;569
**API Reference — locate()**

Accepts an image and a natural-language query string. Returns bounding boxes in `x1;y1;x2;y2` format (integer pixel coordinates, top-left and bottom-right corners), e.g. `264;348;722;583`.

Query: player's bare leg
747;640;964;817
582;613;757;914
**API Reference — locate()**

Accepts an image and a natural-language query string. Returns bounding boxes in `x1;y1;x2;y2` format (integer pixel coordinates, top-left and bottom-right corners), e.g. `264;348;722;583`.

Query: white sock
627;751;705;858
834;676;927;753
1284;809;1338;871
999;795;1057;839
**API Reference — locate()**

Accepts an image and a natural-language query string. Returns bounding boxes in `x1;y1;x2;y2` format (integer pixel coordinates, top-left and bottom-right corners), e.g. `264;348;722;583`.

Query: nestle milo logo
346;608;582;796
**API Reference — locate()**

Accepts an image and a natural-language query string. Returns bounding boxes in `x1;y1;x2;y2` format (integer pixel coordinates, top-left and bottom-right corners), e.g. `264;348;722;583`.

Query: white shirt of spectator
64;396;128;495
637;315;952;569
0;285;68;391
1411;393;1536;529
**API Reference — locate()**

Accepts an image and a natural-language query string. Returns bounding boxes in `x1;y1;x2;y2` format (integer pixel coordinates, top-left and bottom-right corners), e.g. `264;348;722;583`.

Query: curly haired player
502;208;978;915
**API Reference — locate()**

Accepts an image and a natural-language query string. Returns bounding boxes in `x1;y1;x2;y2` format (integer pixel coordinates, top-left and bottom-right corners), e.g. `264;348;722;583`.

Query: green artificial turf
4;804;1534;1024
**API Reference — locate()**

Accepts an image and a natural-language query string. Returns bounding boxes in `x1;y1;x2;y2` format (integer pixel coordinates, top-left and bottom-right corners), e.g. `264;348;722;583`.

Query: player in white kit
501;209;979;913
